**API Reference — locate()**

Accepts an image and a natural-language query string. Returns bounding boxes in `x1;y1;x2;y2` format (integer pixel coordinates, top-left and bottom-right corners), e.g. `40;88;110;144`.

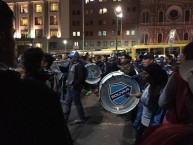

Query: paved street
61;93;136;145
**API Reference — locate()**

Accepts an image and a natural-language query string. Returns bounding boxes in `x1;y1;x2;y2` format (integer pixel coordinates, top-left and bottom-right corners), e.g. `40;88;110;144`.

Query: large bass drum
99;71;140;114
85;63;102;84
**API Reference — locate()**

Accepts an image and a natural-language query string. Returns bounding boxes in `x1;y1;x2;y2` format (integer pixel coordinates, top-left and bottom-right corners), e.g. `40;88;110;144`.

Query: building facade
4;0;193;55
5;0;69;56
139;0;193;45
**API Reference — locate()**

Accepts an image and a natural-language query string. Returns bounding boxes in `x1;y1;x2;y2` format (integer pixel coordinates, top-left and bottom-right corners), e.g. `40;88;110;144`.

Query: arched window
184;32;189;40
141;33;148;44
158;33;163;43
142;11;149;23
158;11;163;22
185;10;190;22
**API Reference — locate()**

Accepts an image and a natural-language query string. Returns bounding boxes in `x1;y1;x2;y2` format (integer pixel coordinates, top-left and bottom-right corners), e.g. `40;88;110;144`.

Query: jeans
64;86;85;121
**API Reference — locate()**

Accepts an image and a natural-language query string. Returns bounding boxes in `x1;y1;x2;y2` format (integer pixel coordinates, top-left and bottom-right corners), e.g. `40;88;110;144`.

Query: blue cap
68;51;79;58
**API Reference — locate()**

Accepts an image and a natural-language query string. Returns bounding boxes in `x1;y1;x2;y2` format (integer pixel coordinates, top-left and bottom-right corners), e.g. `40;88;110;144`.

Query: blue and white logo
109;82;132;105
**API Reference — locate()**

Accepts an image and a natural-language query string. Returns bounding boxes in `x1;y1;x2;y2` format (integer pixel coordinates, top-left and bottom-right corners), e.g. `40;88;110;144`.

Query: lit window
73;32;76;36
99;8;107;14
103;31;107;36
131;30;135;35
21;29;29;38
20;4;28;13
50;2;58;12
35;17;43;25
34;42;42;48
35;4;42;13
98;31;102;36
20;17;28;26
77;31;80;36
126;30;130;35
50;29;58;38
50;16;58;25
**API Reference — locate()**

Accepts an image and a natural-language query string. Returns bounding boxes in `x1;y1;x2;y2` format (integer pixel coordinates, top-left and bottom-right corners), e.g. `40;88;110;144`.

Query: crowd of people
1;0;193;144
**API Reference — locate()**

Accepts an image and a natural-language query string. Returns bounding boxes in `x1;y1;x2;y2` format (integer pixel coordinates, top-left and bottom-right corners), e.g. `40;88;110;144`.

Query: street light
114;6;123;55
63;40;67;53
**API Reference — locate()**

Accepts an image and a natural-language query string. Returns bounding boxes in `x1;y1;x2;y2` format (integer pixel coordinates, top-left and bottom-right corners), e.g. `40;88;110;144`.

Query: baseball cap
143;53;154;60
68;51;79;58
135;52;140;57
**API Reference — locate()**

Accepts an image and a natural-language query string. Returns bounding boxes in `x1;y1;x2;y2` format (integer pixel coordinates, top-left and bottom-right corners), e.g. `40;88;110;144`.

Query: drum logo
108;82;132;105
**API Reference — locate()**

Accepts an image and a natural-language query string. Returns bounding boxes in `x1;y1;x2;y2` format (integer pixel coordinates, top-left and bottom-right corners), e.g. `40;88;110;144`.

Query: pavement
61;93;136;145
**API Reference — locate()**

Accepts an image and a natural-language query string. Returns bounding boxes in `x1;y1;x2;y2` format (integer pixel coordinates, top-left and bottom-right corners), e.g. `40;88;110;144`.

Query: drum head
85;63;102;84
99;72;140;114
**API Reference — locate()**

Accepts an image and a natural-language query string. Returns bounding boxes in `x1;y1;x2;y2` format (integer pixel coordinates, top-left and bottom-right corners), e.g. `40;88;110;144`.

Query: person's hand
135;92;142;98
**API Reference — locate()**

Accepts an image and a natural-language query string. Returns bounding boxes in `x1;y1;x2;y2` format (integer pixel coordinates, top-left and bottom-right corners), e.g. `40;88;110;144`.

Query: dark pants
64;86;85;121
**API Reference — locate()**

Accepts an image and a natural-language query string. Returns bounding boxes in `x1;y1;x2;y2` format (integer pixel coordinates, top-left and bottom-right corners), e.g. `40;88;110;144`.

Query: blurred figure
135;63;168;144
0;1;72;144
159;42;193;124
119;53;136;76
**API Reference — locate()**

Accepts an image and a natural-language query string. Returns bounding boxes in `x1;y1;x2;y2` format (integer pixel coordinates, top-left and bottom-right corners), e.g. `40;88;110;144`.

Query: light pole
114;6;123;55
63;40;67;53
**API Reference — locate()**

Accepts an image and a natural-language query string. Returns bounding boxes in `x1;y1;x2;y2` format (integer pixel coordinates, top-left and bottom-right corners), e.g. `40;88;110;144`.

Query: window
72;31;81;37
124;41;129;46
72;10;80;15
118;41;121;46
126;30;135;35
35;4;42;13
132;41;136;46
84;41;88;46
126;30;130;35
35;29;43;38
49;42;57;50
110;41;114;46
98;31;106;36
50;29;58;38
141;34;148;44
131;30;135;35
20;4;28;13
72;21;81;26
85;0;94;3
34;42;42;48
113;0;121;1
157;33;163;43
35;17;43;25
103;41;107;46
98;20;107;25
158;11;164;22
142;11;149;23
97;41;101;46
50;16;58;25
20;17;28;26
99;0;107;2
90;41;94;46
184;32;189;40
112;31;116;36
21;29;29;38
50;2;58;12
99;8;107;14
185;10;190;22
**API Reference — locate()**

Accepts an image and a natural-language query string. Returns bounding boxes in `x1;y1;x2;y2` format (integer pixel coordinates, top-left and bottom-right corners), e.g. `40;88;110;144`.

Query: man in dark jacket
0;1;72;144
64;51;86;124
